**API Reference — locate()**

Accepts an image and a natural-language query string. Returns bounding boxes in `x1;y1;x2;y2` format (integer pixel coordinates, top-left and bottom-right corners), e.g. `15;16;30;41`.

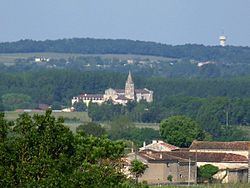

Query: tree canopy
76;122;106;137
198;164;219;183
0;110;148;187
160;115;207;147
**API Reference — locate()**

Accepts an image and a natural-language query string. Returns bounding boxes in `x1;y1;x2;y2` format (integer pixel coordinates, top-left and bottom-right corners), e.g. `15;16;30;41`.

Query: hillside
0;38;250;65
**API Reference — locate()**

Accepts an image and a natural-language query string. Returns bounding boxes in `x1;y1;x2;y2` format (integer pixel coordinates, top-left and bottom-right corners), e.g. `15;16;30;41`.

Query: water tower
219;35;226;47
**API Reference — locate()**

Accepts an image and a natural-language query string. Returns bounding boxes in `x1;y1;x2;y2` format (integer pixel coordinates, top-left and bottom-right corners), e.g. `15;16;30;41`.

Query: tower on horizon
219;34;226;47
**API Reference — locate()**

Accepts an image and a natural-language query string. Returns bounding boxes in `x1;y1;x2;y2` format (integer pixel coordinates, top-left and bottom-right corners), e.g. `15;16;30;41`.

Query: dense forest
0;38;250;64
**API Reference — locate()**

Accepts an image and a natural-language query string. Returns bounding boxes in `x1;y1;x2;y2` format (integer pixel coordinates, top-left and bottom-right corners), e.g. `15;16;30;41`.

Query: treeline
2;70;250;108
0;38;250;64
88;97;249;141
1;70;250;140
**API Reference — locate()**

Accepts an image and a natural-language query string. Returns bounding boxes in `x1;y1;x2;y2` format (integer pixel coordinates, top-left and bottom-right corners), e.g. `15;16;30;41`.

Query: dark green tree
76;122;106;137
108;115;135;140
160;115;207;147
51;101;61;110
73;101;87;112
198;164;219;183
2;93;34;111
0;97;4;112
1;110;142;187
130;159;148;183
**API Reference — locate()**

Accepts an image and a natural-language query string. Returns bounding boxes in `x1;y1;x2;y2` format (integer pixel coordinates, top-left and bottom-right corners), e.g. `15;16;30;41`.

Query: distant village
125;140;250;185
71;71;153;106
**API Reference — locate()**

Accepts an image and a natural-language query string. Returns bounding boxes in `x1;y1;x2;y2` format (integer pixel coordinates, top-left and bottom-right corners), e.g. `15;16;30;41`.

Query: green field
4;111;90;133
4;111;90;122
0;52;83;63
0;52;174;64
135;122;159;130
4;111;161;133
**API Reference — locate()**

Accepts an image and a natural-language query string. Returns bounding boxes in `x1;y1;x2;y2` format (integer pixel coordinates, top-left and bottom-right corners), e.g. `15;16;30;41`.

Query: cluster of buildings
71;71;153;106
124;140;250;185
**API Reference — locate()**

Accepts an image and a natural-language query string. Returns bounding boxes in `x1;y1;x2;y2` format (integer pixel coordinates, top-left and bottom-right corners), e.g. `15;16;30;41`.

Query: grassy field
0;52;83;63
4;111;91;122
4;111;161;133
0;52;174;63
4;111;90;133
134;122;159;130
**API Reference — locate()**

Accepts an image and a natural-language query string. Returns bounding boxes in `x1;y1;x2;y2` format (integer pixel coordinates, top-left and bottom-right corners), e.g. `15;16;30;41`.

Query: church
71;71;153;106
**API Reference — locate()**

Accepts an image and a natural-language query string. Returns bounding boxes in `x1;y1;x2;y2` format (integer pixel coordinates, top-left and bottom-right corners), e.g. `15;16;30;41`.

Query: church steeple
125;71;135;100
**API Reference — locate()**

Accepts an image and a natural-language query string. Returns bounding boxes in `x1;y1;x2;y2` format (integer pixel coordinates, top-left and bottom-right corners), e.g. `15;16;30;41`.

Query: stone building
71;71;153;106
124;140;250;184
125;150;196;185
188;140;250;183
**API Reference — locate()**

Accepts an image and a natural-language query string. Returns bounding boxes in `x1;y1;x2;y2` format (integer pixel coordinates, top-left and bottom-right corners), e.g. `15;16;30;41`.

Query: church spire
127;71;133;84
125;71;135;100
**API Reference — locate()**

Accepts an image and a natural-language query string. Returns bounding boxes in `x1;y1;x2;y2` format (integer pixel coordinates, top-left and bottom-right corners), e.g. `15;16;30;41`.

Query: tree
108;115;135;140
0;109;75;187
73;101;87;112
0;113;12;142
51;101;61;110
76;122;106;137
2;93;34;111
0;97;4;112
1;110;142;187
198;164;219;183
130;159;147;183
167;175;173;182
160;115;207;147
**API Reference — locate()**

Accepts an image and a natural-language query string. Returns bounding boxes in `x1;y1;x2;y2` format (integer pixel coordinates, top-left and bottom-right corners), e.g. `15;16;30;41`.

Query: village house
188;140;250;183
125;150;196;185
164;150;249;183
71;71;153;106
124;140;250;184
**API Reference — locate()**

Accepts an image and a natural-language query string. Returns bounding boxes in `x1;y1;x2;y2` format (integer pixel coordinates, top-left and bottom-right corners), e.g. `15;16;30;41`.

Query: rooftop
189;141;250;151
140;140;179;152
137;150;248;165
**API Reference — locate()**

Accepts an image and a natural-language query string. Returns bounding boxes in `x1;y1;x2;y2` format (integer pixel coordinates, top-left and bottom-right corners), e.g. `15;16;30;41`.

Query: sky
1;0;250;46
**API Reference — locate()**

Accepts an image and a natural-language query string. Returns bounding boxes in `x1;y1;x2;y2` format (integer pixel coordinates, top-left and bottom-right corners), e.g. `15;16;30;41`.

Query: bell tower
125;71;135;100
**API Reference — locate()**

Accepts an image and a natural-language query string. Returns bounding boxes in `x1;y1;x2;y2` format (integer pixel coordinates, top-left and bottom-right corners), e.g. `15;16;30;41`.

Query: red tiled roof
140;141;179;152
189;141;250;150
139;151;191;163
165;151;248;163
139;150;248;163
160;142;179;151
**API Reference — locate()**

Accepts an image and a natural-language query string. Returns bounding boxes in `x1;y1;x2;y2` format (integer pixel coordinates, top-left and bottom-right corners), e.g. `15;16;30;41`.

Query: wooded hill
0;38;250;64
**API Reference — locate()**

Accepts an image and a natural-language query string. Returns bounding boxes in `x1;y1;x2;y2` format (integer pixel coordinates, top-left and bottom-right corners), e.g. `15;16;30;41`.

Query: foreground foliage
0;110;146;187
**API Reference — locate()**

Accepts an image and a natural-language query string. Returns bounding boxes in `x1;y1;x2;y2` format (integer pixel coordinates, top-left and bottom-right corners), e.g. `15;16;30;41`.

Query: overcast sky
1;0;250;46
